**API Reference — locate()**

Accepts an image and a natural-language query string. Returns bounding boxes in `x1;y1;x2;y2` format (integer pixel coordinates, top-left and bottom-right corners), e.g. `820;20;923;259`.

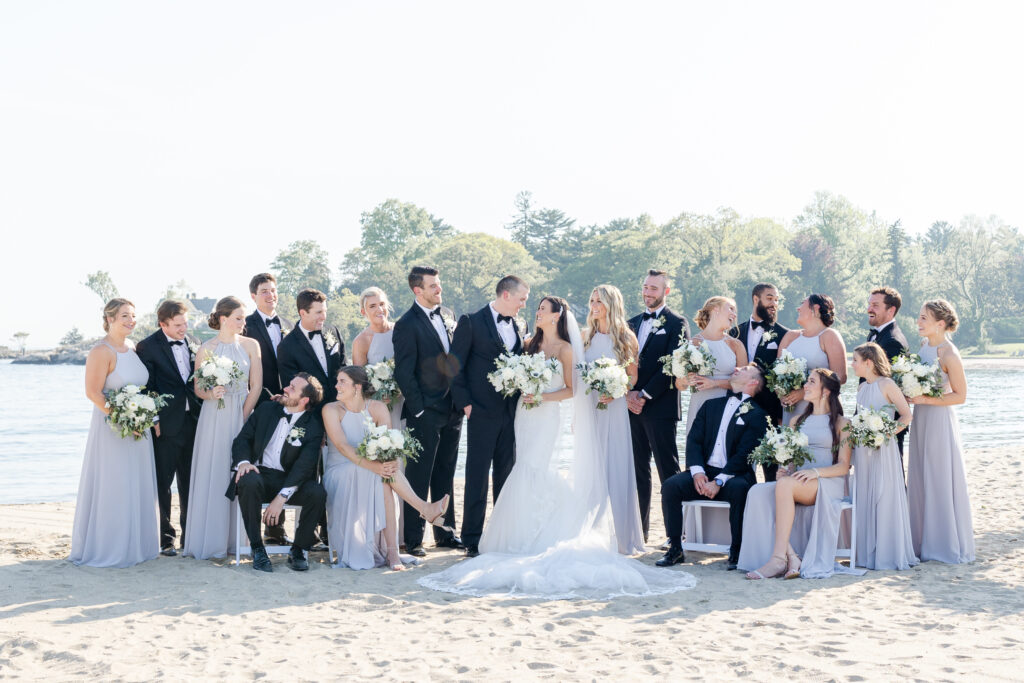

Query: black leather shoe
655;546;685;567
465;545;480;558
309;543;330;553
406;545;427;558
264;532;293;546
435;536;465;550
727;554;739;571
287;547;309;572
252;547;273;572
160;545;178;557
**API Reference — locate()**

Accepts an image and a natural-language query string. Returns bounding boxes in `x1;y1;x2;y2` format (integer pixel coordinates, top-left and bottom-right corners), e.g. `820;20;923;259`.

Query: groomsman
657;365;769;570
866;286;910;457
731;282;789;481
451;275;529;557
277;288;345;410
136;299;201;556
626;269;689;543
393;266;464;556
244;273;293;404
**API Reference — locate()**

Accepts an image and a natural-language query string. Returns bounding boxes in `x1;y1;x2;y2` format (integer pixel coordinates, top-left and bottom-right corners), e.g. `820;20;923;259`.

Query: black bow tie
497;314;513;324
726;390;747;401
868;329;879;341
307;330;321;340
642;311;658;321
751;319;768;331
265;316;280;328
429;307;442;318
168;340;183;347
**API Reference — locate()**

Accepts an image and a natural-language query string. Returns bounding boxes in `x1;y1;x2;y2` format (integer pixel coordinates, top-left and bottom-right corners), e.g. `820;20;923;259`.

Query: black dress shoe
252;547;273;572
727;554;739;571
287;547;309;572
465;545;480;558
264;533;293;546
655;546;685;567
160;546;178;557
435;536;465;550
406;545;427;558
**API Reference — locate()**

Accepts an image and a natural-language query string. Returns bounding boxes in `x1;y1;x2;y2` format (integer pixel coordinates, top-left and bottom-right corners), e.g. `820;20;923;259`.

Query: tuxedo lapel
294;328;327;380
737;321;750;350
256;408;285;462
481;306;506;354
250;312;274;353
414;305;446;354
157;336;184;386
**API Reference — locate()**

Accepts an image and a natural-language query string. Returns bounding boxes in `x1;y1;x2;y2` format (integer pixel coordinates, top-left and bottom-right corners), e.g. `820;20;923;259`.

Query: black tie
168;340;183;347
265;316;280;328
429;307;442;318
751;319;768;331
726;390;744;401
868;329;878;341
307;330;321;340
497;314;513;324
642;311;657;321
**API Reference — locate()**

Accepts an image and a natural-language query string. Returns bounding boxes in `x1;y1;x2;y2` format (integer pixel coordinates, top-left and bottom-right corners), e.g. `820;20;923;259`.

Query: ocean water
1;360;1020;504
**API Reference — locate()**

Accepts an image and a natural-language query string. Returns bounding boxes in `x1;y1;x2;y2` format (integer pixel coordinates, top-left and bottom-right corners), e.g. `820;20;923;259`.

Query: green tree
60;327;84;346
11;332;29;355
507;191;577;272
271;240;333;316
84;271;119;303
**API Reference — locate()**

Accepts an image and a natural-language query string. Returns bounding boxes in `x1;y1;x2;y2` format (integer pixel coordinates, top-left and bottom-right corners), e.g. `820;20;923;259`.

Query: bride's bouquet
193;352;245;409
577;357;631;410
487;352;561;409
748;418;815;470
660;341;716;393
843;406;900;449
765;349;808;398
105;384;172;441
366;358;401;407
356;419;421;482
890;353;944;399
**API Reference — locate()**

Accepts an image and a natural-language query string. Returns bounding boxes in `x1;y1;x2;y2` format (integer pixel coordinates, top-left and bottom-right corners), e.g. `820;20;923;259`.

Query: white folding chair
680;499;732;555
233;501;303;566
834;472;857;568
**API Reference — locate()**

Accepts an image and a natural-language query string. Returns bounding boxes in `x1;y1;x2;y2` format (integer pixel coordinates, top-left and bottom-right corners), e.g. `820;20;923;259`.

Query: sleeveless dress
907;343;975;564
182;340;248;560
738;414;856;578
366;328;406;546
70;342;160;568
782;330;829;426
685;336;737;433
585;333;645;555
853;379;918;570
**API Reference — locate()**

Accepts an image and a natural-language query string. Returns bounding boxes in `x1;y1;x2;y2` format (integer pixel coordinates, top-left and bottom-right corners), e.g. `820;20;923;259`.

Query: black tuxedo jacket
277;324;345;406
135;330;202;438
393;303;460;419
732;319;790;424
685;396;768;479
243;310;294;400
451;305;524;420
226;402;324;500
628;307;690;421
868;322;909;363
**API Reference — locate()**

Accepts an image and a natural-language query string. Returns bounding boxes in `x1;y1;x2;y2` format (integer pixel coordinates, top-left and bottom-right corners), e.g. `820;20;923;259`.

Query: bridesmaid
351;287;404;432
182;297;262;560
907;300;975;564
739;368;852;579
71;298;160;568
322;366;449;570
850;343;918;570
583;285;645;555
777;293;847;425
676;296;747;433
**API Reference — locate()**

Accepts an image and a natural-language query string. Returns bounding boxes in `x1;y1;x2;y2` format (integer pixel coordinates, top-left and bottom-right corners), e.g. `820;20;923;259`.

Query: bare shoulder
88;342;115;363
780;330;801;346
724;335;745;353
240;335;260;352
821;327;845;347
368;399;391;426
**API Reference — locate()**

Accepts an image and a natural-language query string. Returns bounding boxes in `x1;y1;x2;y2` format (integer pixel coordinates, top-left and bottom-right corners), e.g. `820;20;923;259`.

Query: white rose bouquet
843;406;901;449
487;352;561;410
660;341;716;393
366;358;401;407
747;417;815;470
356;419;421;482
765;349;808;398
890;353;944;399
577;357;631;410
104;384;172;441
193;351;246;409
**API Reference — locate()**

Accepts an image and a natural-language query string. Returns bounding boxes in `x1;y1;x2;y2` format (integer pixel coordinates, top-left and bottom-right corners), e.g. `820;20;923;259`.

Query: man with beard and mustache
731;283;789;481
866;286;910;462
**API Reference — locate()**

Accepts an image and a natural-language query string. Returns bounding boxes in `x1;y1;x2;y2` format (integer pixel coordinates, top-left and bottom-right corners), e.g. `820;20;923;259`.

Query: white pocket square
289;439;302;447
329;343;340;355
654;329;666;335
766;342;778;349
736;417;745;425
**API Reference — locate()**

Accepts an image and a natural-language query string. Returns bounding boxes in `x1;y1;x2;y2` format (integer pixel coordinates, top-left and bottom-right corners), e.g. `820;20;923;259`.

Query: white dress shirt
690;393;750;484
636;305;665;351
299;323;328;375
489;303;516;351
241;410;304;500
871;319;895;336
165;334;192;413
746;317;765;362
258;310;283;354
416;301;450;352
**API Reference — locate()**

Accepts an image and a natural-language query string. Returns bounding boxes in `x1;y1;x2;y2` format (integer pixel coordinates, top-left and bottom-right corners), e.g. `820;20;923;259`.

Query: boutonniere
187;340;199;357
759;330;777;345
442;316;457;335
737;402;752;416
282;325;292;336
651;315;666;330
288;426;305;446
323;330;338;350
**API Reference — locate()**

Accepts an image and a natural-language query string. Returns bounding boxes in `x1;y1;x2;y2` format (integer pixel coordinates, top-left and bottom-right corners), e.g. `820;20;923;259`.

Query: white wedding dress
418;312;697;599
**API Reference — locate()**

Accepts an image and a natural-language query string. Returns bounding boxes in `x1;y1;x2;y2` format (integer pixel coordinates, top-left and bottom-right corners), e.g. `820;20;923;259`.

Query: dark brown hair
496;275;528;296
208;296;244;330
337;365;374;399
408;266;439;291
249;272;277;295
807;293;836;327
752;283;777;300
795;368;844;464
525;296;571;355
870;286;902;314
296;288;327;314
853;342;891;378
292;372;324;406
156;299;189;324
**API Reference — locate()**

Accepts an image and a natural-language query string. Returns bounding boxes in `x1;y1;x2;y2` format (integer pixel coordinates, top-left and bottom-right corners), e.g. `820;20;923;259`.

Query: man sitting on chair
228;373;327;572
657;365;769;571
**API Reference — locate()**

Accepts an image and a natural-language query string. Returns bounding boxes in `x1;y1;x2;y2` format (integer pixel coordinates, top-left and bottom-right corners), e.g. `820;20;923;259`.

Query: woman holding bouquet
776;294;847;425
584;285;645;555
323;366;449;570
351;287;404;429
183;296;262;560
739;368;852;579
907;300;974;564
677;296;747;433
71;298;160;568
850;343;917;570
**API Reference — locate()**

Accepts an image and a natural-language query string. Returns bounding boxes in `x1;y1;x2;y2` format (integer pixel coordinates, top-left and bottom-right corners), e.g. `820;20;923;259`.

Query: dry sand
2;446;1022;681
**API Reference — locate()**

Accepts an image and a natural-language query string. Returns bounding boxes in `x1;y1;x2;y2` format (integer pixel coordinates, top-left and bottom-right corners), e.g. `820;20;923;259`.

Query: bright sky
3;1;1022;347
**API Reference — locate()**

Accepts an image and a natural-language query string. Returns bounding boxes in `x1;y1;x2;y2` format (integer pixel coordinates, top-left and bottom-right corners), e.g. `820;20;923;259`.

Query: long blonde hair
584;285;637;365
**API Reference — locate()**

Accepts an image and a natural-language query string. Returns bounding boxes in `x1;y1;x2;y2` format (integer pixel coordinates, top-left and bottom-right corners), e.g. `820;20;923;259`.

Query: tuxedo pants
235;470;326;551
461;411;516;548
152;419;197;548
403;407;462;548
628;413;681;539
661;469;752;558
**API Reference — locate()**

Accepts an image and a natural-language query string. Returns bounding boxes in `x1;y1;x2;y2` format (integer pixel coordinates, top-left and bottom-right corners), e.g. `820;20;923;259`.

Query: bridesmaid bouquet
577;357;631;410
890;353;944;399
748;418;815;469
104;385;172;440
357;420;422;482
844;406;901;449
660;341;716;394
487;352;561;409
366;358;401;407
765;349;808;397
193;352;245;409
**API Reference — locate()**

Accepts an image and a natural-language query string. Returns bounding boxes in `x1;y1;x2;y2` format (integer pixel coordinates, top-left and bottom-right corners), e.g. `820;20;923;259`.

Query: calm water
1;360;1021;504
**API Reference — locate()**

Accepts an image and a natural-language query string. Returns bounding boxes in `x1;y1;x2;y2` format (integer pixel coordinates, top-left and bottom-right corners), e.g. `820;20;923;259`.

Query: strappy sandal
421;493;454;533
745;554;787;580
784;547;802;579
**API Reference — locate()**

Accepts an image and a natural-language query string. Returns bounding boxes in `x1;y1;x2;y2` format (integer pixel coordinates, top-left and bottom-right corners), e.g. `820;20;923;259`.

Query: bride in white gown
418;296;696;599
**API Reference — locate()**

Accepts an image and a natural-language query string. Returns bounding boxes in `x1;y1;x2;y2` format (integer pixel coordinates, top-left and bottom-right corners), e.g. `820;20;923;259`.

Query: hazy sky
3;1;1022;347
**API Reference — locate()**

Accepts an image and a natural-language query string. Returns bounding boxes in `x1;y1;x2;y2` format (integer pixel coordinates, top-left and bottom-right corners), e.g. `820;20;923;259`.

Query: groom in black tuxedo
866;286;910;458
393;266;464;556
277;288;345;412
626;269;690;542
451;275;529;557
657;365;770;570
136;299;201;556
228;373;327;572
731;282;789;482
243;273;294;405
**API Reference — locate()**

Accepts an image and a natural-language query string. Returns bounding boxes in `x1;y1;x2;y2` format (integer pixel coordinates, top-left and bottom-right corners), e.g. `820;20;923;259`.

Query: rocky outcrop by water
11;343;90;365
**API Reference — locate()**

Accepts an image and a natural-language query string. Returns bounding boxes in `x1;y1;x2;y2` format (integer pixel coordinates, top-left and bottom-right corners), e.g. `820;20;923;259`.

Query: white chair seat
233;502;304;566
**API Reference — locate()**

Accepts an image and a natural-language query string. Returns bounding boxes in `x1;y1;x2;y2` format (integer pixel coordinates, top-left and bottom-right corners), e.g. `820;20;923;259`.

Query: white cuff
641;390;652;399
715;473;734;484
415;410;424;418
279;486;297;500
689;466;706;477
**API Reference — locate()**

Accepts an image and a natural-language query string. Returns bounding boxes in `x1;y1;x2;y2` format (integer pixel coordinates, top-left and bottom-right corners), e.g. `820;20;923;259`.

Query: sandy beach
2;445;1022;681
